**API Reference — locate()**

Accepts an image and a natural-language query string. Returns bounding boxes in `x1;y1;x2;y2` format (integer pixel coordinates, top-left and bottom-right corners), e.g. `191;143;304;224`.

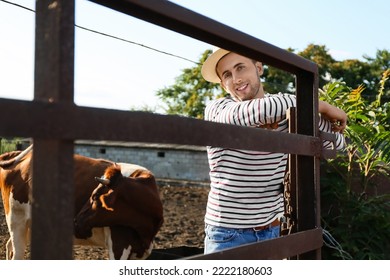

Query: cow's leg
129;242;153;260
119;245;132;260
6;199;31;260
7;219;29;260
10;224;28;260
6;237;13;259
107;227;153;260
104;227;133;260
104;227;117;260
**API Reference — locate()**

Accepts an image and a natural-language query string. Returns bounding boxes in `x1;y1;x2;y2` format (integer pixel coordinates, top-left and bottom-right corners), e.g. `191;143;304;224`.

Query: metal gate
0;0;336;259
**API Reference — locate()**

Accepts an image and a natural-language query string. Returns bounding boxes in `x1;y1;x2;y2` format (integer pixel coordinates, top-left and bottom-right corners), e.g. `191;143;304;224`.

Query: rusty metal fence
0;0;336;259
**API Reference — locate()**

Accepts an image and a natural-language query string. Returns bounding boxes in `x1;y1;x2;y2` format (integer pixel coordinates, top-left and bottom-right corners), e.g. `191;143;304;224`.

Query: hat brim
201;48;230;83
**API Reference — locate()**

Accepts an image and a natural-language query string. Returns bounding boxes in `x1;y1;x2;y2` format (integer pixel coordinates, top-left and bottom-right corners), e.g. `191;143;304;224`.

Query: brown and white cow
0;145;164;260
74;166;164;258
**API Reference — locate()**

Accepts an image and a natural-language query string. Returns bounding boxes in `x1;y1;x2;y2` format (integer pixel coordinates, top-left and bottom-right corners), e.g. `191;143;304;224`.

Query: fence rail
0;98;322;156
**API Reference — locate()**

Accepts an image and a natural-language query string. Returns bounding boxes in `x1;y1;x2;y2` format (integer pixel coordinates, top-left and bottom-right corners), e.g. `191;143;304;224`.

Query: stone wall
75;141;210;183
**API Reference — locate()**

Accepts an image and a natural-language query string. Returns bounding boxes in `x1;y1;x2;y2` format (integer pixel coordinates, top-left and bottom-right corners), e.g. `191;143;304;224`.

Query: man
201;48;346;254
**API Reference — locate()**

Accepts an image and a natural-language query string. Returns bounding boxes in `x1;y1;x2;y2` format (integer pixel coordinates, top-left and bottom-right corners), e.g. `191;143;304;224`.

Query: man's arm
204;93;296;126
259;100;348;133
319;100;347;133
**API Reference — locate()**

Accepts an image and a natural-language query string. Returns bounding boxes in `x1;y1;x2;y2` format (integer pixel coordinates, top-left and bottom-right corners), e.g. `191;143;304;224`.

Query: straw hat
201;47;230;83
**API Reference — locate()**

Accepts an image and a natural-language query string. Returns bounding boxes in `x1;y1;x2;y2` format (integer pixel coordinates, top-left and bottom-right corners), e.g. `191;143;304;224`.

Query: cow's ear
100;190;115;211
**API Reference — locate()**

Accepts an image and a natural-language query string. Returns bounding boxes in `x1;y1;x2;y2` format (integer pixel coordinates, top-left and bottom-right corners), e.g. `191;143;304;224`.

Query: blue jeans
204;224;280;254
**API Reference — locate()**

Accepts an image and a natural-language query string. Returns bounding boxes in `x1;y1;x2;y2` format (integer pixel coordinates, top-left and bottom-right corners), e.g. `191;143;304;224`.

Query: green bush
0;138;23;154
320;70;390;259
321;161;390;259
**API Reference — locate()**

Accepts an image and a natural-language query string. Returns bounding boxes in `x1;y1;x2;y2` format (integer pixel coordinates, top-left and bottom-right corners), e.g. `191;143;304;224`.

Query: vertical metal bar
287;108;297;234
31;140;74;259
313;73;322;260
295;69;319;260
31;0;75;259
286;107;298;260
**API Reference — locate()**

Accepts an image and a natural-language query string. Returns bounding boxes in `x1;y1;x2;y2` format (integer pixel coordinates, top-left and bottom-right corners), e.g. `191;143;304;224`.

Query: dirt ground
0;181;209;260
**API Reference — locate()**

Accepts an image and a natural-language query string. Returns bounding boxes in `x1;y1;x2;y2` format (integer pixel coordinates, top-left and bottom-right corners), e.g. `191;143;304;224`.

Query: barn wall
74;141;210;183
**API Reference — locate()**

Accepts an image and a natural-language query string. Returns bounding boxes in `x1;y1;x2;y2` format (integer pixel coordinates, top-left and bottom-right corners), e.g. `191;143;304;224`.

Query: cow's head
74;165;164;257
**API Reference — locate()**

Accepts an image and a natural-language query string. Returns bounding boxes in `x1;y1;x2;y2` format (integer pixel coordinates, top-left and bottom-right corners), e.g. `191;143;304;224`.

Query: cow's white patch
123;241;153;260
131;242;153;260
117;163;146;177
104;227;153;260
105;227;134;260
6;192;31;259
104;227;115;260
120;245;132;260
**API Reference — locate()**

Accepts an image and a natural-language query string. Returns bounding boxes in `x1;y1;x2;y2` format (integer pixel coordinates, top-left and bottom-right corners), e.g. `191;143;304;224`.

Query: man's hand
319;100;347;133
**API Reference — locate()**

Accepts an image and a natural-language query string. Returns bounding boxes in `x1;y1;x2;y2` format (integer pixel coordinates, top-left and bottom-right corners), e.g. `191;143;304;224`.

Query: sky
0;0;389;112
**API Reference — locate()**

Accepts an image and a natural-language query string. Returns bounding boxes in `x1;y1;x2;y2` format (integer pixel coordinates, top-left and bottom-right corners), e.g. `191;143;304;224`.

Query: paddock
0;182;207;259
0;0;337;259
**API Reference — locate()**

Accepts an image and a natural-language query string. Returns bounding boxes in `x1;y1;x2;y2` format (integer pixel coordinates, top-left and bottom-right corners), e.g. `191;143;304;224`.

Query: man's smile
236;83;248;92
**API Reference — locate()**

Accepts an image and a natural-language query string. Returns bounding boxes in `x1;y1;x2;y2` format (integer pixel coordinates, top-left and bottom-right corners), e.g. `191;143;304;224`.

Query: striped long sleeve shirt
204;93;345;229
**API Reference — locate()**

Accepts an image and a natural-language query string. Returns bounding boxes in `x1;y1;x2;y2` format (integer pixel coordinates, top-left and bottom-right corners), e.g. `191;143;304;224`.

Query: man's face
216;52;264;101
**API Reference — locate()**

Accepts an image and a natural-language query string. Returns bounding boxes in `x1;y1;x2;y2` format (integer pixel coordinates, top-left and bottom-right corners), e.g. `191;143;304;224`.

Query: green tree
263;66;295;94
364;49;390;102
156;50;224;119
263;44;336;94
329;54;389;103
263;45;390;104
263;47;295;94
331;59;372;97
298;44;336;88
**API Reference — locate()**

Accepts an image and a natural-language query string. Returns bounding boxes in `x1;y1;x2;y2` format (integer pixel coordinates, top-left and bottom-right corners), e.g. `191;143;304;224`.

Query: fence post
30;0;75;259
295;69;321;259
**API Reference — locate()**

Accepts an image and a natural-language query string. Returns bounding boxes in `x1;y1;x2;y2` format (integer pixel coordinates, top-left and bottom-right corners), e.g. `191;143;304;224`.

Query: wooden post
31;0;75;259
295;69;321;260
